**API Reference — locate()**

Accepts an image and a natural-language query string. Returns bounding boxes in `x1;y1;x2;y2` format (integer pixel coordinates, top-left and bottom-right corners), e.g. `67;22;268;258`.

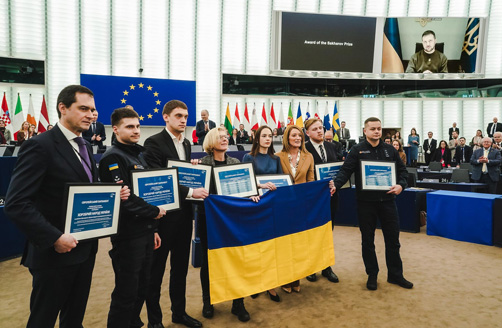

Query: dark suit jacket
82;121;106;148
423;138;437;154
5;124;98;269
143;129;191;229
236;130;248;144
448;127;459;140
195;120;216;145
454;145;473;164
431;147;452;167
470;147;502;181
487;122;502;137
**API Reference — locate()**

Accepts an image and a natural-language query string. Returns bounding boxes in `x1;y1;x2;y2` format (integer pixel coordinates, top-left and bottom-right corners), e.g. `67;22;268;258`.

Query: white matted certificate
213;162;258;197
255;174;293;195
131;168;180;211
64;184;121;241
167;160;212;201
315;162;350;189
360;160;396;190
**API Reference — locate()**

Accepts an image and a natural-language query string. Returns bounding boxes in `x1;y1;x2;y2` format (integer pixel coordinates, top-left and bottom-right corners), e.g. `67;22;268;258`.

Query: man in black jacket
83;109;106;150
454;137;473;166
195;109;216;145
423;131;437;165
304;118;341;284
99;107;166;327
333;117;412;291
144;100;208;328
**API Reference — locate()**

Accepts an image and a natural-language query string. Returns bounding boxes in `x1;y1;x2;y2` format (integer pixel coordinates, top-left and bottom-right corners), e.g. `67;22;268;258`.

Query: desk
416;181;487;193
427;190;502;245
417;171;452;182
335;187;430;233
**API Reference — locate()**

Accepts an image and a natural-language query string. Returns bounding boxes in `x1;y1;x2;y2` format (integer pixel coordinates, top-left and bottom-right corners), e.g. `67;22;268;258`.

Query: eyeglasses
219;135;229;140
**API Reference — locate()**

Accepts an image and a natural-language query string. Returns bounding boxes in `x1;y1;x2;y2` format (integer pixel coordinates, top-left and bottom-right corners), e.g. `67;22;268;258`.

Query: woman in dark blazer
431;140;451;167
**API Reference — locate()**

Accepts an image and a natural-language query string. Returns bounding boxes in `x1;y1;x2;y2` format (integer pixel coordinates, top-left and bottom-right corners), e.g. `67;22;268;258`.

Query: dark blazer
470;147;502;181
237;129;249;143
5;124;98;269
454;145;473;164
195;120;216;145
487;122;502;137
423;138;437;154
82;121;106;148
448;127;459;140
229;136;238;145
431;147;452;167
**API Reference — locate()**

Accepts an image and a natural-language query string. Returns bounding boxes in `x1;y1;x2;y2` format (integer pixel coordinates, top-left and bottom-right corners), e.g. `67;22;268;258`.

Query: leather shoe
387;276;414;289
322;267;339;283
202;303;214;319
148;324;165;328
267;290;281;302
231;300;250;322
306;273;317;282
367;275;377;290
172;313;202;328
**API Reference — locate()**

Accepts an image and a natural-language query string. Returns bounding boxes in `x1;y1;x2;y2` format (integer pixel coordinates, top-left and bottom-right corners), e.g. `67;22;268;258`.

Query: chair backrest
191;145;203;153
415;42;444;53
406;167;418;176
407;172;417;187
459;162;473;172
451;169;470;183
227;145;239;151
242;144;252;151
428;161;442;172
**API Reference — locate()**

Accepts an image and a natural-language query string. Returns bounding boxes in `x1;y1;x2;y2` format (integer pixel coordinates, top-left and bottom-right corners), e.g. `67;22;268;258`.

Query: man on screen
405;30;448;73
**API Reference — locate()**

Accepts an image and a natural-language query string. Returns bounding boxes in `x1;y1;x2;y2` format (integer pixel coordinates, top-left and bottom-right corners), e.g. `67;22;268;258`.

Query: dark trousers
356;200;403;279
108;233;154;328
425;153;433;165
146;216;192;323
27;253;96;328
478;173;498;194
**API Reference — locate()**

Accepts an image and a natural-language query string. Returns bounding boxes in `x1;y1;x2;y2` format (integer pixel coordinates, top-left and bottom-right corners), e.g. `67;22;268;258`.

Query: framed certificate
213;162;258;197
360;160;396;190
167;160;212;201
64;183;121;241
315;162;350;189
255;174;293;195
131;168;180;211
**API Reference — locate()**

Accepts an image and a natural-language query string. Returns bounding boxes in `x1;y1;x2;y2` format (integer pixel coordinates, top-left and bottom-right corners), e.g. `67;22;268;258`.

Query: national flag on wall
11;94;24;136
224;103;233;135
250;103;258;131
1;92;12;133
287;103;294;126
260;103;268;126
80;74;196;126
205;180;334;304
460;18;480;73
37;96;50;133
233;103;241;128
277;103;285;129
323;102;331;131
332;102;340;132
313;102;321;120
269;103;277;128
26;95;37;127
304;103;311;121
381;18;404;73
295;103;303;128
243;103;251;130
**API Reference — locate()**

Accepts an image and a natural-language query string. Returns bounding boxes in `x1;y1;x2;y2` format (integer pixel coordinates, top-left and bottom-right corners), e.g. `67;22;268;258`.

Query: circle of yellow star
123;90;129;95
139;115;144;121
153;92;159;97
153;108;159;113
147;113;153;119
147;85;153;91
139;83;144;88
121;98;126;104
156;100;161;105
129;84;135;90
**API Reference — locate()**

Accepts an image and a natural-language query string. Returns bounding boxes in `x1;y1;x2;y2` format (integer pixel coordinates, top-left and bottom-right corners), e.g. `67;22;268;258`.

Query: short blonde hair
203;127;227;154
304;118;323;131
281;125;307;153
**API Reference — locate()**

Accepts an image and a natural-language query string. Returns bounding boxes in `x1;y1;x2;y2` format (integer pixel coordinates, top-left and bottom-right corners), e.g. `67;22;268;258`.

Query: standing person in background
304;118;341;284
393;139;407;165
471;129;483;151
423;131;437;165
449;122;459;140
15;121;30;145
83;110;106;150
487;117;502;138
247;129;256;144
470;137;501;194
492;132;502;150
332;117;412;291
237;123;249;143
394;131;403;145
0;119;12;144
195;109;216;145
448;131;460;165
454;137;473;166
407;128;419;167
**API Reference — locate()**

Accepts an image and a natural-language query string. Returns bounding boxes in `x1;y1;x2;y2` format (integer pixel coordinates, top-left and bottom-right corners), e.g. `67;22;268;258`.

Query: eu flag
80;74;196;126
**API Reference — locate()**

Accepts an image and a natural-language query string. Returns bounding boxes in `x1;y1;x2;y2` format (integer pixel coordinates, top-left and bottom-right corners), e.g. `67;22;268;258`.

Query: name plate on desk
315;162;350;189
213;162;258;197
64;184;121;241
131;168;180;211
168;160;212;201
256;174;293;195
361;160;396;190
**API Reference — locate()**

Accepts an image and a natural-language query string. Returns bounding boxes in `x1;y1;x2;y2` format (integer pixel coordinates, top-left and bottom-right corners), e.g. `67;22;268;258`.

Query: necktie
74;137;93;182
342;129;344;139
92;122;96;134
462;147;465;162
482;149;488;173
319;144;326;163
491;123;496;136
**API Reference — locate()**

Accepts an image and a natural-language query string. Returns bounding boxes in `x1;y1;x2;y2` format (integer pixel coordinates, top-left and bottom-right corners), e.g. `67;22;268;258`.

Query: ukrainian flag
295;103;304;128
204;180;334;304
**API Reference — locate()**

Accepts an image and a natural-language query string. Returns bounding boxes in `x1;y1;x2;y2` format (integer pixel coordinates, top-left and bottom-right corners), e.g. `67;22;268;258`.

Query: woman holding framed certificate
275;125;315;294
197;127;251;322
242;125;283;302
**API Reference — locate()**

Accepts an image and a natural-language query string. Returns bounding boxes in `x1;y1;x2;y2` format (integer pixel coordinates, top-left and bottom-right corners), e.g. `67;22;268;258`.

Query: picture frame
131;168;180;211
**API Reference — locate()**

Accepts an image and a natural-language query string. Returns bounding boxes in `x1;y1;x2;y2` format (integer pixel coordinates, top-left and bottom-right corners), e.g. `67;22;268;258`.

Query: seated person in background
229;128;238;145
0;119;12;144
272;128;283;143
393;139;407;165
324;130;344;159
384;137;392;145
454;137;473;166
431;140;451;168
405;30;448;73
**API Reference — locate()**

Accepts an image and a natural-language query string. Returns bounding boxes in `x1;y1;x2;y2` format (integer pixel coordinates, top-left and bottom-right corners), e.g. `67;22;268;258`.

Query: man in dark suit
82;109;106;150
487;117;502;138
5;85;129;327
144;100;209;328
237;123;248;144
448;122;459;140
423;131;437;165
454;137;473;166
304;118;341;284
470;137;501;194
195;109;216;145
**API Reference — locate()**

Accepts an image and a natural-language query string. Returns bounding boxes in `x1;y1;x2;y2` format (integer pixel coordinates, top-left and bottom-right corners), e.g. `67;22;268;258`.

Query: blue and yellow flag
295;103;303;128
80;74;196;126
460;18;479;73
381;18;404;73
332;102;340;131
204;180;334;304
